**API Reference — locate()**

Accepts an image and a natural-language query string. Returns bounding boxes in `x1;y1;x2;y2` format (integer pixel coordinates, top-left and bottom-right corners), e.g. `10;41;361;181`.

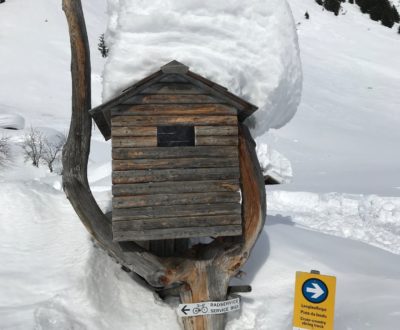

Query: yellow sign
293;271;336;330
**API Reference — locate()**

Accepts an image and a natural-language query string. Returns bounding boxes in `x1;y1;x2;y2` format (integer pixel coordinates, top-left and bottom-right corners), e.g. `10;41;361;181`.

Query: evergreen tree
354;0;399;28
398;25;400;34
392;5;400;23
324;0;342;16
381;5;395;28
305;11;310;19
98;34;109;58
369;3;384;21
315;0;323;6
355;0;368;14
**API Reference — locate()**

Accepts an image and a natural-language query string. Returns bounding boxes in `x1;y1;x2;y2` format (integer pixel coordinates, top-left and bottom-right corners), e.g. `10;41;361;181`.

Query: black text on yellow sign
293;271;336;330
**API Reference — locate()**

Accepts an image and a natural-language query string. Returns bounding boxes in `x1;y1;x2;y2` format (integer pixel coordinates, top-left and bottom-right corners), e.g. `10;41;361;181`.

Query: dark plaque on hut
90;60;258;241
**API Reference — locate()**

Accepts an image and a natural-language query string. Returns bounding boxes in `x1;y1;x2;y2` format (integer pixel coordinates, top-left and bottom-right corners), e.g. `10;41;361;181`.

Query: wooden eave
89;60;258;140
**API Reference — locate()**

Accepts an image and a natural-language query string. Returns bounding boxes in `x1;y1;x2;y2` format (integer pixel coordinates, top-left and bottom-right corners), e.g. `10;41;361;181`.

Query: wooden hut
89;60;258;242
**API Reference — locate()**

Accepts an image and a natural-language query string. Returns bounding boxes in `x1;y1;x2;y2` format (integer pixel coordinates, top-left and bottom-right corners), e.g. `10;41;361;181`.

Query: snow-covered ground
264;0;400;196
1;161;400;329
1;0;400;329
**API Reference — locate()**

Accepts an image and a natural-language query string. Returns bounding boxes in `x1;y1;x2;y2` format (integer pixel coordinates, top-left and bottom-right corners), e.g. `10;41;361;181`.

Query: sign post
293;271;336;330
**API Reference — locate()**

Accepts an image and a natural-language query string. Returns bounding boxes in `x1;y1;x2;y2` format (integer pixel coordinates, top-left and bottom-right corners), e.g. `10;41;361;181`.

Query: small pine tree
305;11;310;19
398;25;400;34
315;0;323;6
98;34;109;58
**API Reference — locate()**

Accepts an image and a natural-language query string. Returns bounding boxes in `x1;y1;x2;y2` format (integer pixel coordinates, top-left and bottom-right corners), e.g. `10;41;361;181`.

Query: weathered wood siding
111;81;242;241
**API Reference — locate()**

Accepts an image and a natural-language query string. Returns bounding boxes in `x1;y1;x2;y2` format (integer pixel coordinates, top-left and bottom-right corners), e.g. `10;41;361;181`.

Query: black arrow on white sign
181;305;190;315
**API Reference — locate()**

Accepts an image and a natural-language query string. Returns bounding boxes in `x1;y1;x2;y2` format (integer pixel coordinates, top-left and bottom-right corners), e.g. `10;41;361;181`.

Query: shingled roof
89;60;258;140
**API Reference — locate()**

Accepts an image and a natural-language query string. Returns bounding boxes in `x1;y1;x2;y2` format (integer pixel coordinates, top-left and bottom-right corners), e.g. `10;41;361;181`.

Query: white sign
178;297;240;317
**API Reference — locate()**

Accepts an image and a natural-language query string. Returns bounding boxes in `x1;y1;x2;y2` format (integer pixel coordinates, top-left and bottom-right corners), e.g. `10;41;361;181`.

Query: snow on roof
102;0;302;137
91;60;259;139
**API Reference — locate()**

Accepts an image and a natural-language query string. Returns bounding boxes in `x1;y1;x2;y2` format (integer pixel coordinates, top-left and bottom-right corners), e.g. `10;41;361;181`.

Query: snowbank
1;174;400;329
268;191;400;255
0;112;25;130
257;144;293;183
103;0;302;136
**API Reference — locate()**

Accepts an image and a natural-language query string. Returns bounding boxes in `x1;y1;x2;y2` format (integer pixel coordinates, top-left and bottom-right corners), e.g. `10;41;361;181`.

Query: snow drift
103;0;302;136
0;112;25;130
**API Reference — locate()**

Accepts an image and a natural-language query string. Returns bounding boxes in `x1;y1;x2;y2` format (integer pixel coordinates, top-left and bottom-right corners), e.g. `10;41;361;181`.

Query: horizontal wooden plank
195;126;238;136
140;83;204;95
113;146;238;160
112;203;242;221
122;94;223;105
113;225;242;241
112;167;240;184
111;115;237;127
112;136;157;148
112;180;240;196
113;191;241;209
158;74;190;83
111;104;237;116
111;126;156;138
112;214;242;231
196;136;238;146
112;157;238;171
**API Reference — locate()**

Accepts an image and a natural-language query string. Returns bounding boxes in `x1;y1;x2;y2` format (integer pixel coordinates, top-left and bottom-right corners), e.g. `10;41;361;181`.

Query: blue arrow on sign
301;278;328;304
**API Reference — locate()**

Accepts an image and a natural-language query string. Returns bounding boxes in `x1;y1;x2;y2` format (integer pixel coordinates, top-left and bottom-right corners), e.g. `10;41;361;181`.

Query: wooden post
159;124;266;330
62;2;266;329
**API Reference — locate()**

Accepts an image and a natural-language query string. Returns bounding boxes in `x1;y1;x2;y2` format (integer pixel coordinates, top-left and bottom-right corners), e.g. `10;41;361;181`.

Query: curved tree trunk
62;0;167;287
62;1;266;329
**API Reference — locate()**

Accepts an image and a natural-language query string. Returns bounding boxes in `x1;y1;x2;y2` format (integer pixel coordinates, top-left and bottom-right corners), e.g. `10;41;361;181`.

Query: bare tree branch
22;127;45;167
42;134;66;173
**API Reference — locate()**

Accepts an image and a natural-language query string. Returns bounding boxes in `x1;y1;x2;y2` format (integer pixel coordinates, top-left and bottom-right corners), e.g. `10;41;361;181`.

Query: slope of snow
0;0;107;130
102;0;302;135
262;0;400;196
